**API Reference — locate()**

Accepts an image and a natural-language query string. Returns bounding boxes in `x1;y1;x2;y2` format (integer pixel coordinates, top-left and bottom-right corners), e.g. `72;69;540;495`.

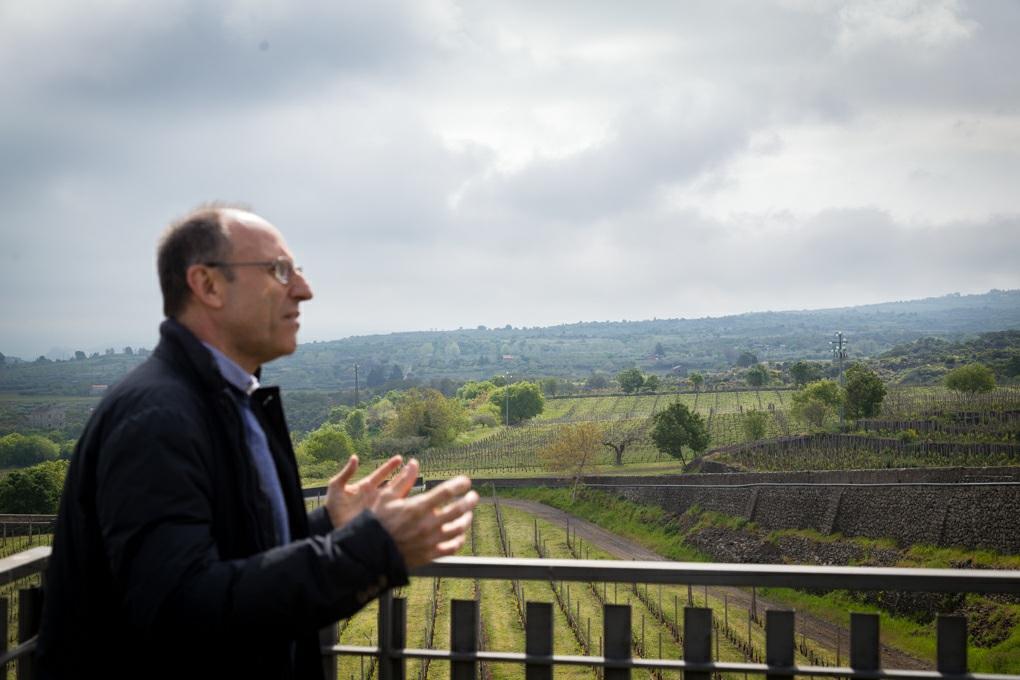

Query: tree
344;409;367;441
489;382;545;425
736;351;758;368
654;342;665;357
0;460;69;513
791;380;844;429
742;411;769;441
0;433;61;467
945;363;996;394
388;364;405;382
845;363;887;418
745;363;769;408
457;380;495;402
539;377;559;397
586;373;609;390
794;380;844;409
391;388;467;447
641;375;661;392
326;405;352;424
789;360;823;386
123;346;134;355
602;422;642;466
540;422;602;501
745;364;769;388
299;423;356;463
74;350;87;361
688;372;704;409
794;399;831;429
0;351;5;365
650;402;710;465
617;368;645;394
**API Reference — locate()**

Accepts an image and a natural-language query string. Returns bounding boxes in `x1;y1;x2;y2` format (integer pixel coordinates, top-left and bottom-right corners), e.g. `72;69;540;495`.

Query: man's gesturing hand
325;455;403;529
370;459;479;569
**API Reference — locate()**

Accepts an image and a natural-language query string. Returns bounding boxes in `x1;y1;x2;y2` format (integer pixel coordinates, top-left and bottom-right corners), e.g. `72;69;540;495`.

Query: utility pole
353;363;360;406
831;332;847;427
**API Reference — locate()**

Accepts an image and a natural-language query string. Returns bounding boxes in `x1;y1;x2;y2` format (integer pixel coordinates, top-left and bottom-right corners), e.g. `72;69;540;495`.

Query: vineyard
698;387;1020;472
330;494;843;680
418;390;793;478
706;433;1020;472
418;386;1020;478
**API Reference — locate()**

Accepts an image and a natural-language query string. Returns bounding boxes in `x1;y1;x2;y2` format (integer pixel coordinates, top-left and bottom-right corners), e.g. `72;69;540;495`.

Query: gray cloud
1;1;1018;358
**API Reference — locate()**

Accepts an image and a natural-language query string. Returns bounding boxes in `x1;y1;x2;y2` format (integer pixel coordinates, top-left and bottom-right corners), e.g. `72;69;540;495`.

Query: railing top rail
0;546;50;587
5;547;1019;594
413;556;1020;593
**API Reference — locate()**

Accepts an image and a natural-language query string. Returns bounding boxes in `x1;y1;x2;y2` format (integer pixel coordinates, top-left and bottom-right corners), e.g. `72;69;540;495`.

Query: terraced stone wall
461;467;1020;553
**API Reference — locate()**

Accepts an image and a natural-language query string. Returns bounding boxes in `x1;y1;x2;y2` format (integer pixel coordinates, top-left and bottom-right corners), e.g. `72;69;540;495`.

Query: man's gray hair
157;204;246;318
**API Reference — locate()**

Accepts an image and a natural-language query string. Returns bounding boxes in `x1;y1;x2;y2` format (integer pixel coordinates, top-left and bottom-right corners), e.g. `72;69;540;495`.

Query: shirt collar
201;342;261;396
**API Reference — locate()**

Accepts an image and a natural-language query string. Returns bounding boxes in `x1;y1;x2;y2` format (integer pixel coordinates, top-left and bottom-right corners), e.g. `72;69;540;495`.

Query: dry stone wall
458;466;1020;554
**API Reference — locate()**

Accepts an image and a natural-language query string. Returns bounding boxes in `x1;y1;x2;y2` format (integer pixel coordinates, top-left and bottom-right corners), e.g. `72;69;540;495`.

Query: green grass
502;487;707;563
500;487;1020;674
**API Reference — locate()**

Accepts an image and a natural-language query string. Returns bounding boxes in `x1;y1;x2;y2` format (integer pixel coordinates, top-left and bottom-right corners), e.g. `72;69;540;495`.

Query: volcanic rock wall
462;467;1020;553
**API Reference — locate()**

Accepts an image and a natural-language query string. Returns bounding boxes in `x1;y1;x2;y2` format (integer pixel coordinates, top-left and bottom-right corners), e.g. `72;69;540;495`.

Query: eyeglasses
204;256;303;285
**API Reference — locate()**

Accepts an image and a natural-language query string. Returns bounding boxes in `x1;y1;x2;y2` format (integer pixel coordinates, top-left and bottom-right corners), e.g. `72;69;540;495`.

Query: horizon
9;286;1017;362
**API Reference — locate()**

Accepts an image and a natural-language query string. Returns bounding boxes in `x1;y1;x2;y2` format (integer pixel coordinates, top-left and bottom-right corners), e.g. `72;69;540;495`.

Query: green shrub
0;460;69;513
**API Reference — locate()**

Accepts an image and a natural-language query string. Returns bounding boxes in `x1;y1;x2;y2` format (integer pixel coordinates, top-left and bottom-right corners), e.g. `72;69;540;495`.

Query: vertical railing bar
850;613;880;672
937;615;967;675
0;597;8;679
452;599;479;680
321;619;340;680
604;604;631;680
16;587;42;680
378;590;394;680
392;597;407;680
526;602;553;680
765;610;794;680
683;607;712;680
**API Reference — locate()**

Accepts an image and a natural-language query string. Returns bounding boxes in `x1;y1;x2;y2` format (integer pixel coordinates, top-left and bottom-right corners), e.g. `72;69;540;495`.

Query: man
36;206;478;679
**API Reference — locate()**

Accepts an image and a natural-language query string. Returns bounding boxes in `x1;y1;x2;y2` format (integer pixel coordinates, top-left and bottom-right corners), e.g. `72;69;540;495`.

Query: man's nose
290;269;313;301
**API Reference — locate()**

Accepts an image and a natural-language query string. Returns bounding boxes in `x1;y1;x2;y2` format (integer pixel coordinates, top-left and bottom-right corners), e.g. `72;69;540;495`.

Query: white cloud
835;0;978;54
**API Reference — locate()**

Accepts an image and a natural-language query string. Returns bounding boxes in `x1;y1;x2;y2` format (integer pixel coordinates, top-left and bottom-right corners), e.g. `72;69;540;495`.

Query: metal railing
2;549;1019;680
326;557;1020;680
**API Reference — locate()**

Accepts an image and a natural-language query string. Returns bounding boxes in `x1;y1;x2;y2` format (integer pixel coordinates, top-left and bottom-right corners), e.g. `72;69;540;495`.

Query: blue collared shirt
203;343;291;546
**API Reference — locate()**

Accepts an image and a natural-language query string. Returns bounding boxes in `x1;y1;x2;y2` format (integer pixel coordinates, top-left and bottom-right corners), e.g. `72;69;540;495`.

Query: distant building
89;384;109;396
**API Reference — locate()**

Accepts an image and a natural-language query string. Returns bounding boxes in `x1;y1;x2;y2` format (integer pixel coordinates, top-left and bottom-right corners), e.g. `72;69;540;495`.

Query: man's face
217;211;313;369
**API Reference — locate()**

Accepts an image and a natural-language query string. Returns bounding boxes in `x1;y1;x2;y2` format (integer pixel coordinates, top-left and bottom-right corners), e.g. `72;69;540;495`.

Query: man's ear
185;264;227;310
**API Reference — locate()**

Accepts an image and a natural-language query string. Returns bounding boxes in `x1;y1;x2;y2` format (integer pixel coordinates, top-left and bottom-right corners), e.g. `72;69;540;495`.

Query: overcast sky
2;1;1018;359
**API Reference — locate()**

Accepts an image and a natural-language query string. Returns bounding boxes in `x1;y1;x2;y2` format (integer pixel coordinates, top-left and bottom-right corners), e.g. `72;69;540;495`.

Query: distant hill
265;289;1020;389
877;329;1020;384
3;289;1018;395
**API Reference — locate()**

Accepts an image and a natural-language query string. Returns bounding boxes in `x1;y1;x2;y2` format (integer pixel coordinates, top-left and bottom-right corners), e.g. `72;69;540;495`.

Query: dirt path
493;497;929;671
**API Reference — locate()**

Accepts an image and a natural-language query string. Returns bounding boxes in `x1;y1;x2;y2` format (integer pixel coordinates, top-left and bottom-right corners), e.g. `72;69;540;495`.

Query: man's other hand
370;459;478;569
325;455;403;529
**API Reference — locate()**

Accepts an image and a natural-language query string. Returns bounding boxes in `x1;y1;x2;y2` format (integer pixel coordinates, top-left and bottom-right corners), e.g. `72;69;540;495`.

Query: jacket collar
153;318;233;394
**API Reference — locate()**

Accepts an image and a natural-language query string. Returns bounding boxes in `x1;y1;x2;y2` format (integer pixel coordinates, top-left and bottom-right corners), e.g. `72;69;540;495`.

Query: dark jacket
36;319;407;679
